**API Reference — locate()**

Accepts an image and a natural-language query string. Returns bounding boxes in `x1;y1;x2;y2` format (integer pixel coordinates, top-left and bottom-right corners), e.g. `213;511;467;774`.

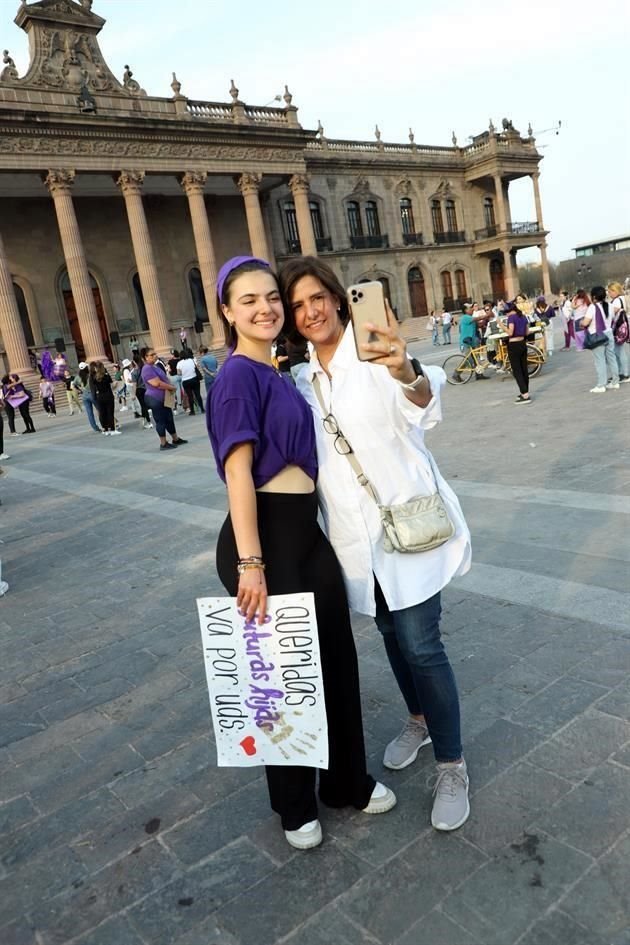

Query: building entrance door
490;257;505;300
62;273;112;362
407;267;428;318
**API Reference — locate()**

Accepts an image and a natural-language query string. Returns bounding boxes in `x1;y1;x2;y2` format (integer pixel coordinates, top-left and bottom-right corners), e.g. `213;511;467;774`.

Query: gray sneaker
383;717;432;770
431;760;470;831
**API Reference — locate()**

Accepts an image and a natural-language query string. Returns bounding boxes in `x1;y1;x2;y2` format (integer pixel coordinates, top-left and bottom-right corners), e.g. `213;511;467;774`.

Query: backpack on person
613;303;629;345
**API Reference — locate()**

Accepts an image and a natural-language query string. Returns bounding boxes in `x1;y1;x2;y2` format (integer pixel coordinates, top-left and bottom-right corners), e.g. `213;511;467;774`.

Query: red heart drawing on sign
240;736;257;756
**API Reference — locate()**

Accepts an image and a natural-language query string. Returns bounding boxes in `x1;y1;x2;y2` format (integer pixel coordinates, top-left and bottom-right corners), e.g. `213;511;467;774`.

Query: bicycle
444;345;489;385
494;338;545;378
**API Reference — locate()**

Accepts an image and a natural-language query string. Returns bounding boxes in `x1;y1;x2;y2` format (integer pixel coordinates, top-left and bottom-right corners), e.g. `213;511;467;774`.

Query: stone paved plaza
1;335;629;945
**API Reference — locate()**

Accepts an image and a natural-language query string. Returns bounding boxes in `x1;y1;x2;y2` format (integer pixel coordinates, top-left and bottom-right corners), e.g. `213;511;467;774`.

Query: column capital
116;170;145;196
288;173;311;196
180;171;207;196
236;172;262;197
44;168;76;196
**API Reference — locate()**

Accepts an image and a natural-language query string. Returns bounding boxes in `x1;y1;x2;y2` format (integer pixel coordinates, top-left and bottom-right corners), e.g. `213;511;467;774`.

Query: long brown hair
279;256;350;341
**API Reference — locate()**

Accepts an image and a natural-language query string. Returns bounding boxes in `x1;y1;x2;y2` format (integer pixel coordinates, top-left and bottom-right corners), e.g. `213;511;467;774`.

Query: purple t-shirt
207;354;317;488
507;313;529;338
141;363;168;404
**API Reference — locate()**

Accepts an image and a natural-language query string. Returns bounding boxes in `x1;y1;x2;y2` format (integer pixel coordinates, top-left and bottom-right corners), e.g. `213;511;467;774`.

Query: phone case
347;282;388;361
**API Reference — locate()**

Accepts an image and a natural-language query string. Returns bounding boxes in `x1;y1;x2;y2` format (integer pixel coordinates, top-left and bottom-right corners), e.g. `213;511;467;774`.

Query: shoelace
429;766;466;797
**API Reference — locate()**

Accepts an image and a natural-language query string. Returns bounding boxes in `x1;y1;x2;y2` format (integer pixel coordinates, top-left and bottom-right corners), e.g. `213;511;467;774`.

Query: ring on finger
389;343;397;355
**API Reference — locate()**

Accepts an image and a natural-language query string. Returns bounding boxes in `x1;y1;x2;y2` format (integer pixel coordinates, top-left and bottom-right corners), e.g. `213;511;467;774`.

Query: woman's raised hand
361;301;416;384
237;568;268;625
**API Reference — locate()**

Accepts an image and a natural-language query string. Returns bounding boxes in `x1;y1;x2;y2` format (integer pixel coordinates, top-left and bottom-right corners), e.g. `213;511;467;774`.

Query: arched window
365;201;381;237
188;267;209;323
445;199;458;232
347;201;363;237
483;197;496;228
455;269;467;299
283;200;300;252
441;270;454;302
61;270;97;292
431;200;444;234
132;273;149;331
309;201;324;240
12;282;35;348
400;197;415;235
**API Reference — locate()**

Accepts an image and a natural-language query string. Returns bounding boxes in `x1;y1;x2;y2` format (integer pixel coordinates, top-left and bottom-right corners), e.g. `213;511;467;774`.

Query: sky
2;0;628;263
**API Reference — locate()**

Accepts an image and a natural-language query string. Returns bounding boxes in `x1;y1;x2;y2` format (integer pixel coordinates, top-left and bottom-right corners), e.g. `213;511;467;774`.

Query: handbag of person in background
312;377;455;554
582;331;608;350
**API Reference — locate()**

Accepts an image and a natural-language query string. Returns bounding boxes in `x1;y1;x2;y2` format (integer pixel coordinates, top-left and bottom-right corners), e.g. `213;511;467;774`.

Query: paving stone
72;785;203;871
67;915;146;945
0;746;81;803
339;831;486;941
0;717;48;750
0;796;38;837
38;676;137;724
612;743;630;768
1;788;124;870
98;670;191;722
394;907;481;945
30;840;179;945
128;838;273;942
69;648;160;690
162;779;271;865
110;736;213;808
283;903;384;945
560;832;630;943
532;762;630;856
568;638;630;688
596;684;630;721
0;845;87;927
527;710;630;782
441;833;591;945
509;675;608;736
181;762;263;808
463;718;541;791
6;709;111;765
449;643;519;693
217;840;371;945
522;639;601;677
460;761;572;855
0;917;39;945
491;661;556;696
518;908;607;945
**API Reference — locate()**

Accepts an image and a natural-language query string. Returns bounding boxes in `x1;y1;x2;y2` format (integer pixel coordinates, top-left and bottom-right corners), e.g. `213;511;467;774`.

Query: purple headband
216;255;270;305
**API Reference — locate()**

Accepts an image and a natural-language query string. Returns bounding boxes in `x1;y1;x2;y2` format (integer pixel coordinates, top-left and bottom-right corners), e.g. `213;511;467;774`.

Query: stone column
45;169;108;362
532;173;552;296
0;229;32;375
504;249;518;298
236;173;270;261
288;174;317;256
117;170;171;357
493;174;508;233
180;171;223;342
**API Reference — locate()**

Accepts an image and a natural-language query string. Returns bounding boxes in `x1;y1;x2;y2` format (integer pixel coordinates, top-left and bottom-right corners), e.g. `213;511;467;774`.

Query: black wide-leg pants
216;491;374;830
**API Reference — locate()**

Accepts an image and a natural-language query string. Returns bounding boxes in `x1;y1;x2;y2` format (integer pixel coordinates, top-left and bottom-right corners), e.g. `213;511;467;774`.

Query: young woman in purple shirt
207;255;395;850
504;300;532;404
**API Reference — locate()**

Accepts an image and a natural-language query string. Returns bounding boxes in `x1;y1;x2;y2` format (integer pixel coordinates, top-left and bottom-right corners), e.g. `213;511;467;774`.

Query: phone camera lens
358;291;363;299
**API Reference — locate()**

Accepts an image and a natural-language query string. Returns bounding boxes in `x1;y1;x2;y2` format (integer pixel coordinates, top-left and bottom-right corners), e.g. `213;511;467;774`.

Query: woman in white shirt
177;349;204;415
580;285;619;393
280;257;472;832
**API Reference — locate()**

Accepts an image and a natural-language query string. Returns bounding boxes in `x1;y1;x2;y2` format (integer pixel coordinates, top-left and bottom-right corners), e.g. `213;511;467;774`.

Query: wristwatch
399;357;425;390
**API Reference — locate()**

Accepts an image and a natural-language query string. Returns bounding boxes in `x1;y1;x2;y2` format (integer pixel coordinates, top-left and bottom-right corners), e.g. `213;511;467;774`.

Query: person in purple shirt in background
206;255;395;851
504;300;532;404
140;348;188;451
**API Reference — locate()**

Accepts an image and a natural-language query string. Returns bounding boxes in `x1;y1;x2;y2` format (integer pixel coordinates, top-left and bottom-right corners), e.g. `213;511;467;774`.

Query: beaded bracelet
237;561;266;575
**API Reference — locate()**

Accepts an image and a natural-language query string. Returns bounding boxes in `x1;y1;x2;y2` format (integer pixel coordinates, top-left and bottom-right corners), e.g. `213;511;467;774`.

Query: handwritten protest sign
197;593;328;769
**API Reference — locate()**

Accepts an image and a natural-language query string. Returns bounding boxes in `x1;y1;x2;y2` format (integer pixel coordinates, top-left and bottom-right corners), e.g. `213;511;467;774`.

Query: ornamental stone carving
116;170;145;195
394;178;414;197
236;172;262;196
180;171;207;195
351;176;371;197
288;174;310;196
44;168;76;194
4;1;146;98
1;50;19;83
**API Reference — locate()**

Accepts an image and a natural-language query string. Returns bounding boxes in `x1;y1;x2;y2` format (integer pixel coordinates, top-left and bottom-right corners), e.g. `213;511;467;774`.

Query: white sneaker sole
383;734;432;770
284;821;323;850
432;794;470;832
362;784;397;814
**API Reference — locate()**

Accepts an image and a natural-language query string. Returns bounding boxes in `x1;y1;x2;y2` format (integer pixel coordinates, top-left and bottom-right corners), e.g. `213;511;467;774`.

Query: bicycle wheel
444;354;474;384
526;344;544;377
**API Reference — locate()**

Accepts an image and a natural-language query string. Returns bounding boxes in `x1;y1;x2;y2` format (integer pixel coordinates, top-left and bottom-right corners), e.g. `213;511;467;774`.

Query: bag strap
311;372;443;506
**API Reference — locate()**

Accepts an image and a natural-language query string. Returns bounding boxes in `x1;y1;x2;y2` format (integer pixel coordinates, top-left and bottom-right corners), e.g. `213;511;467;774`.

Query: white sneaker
110;429;122;435
10;432;21;437
284;819;322;850
362;781;397;814
589;386;606;393
0;453;10;460
606;382;620;390
620;376;630;384
119;406;128;412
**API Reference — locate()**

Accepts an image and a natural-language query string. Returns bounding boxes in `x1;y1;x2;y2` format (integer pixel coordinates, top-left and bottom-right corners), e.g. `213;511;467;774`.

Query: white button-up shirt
298;325;471;616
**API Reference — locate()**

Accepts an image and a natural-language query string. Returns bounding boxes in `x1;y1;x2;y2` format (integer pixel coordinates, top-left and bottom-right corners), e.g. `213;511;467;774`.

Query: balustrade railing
403;232;424;246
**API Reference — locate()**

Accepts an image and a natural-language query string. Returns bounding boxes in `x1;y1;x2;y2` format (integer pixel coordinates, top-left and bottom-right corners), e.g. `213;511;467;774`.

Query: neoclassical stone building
0;0;551;378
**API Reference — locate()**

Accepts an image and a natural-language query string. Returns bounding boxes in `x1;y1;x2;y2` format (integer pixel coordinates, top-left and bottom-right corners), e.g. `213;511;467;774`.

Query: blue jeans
144;394;176;438
374;582;462;762
432;328;440;345
442;326;451;344
592;339;618;387
614;342;629;377
82;393;100;431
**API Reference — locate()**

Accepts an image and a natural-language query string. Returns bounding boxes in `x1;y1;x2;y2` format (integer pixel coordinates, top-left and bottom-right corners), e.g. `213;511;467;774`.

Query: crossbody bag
312;375;455;554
